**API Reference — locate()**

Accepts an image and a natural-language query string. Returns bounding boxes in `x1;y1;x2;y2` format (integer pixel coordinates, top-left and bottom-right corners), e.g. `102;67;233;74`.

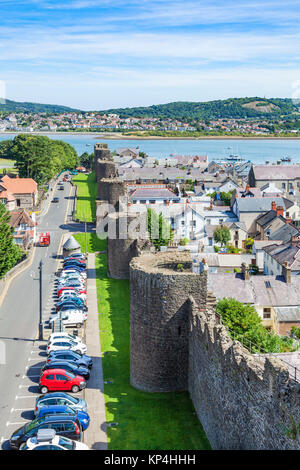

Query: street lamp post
38;260;43;341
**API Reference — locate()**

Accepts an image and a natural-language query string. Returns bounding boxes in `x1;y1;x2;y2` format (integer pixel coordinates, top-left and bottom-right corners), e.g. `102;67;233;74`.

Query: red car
57;287;87;297
39;369;86;394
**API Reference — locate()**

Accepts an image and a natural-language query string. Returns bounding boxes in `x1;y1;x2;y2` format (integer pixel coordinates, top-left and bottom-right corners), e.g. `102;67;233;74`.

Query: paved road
0;178;76;444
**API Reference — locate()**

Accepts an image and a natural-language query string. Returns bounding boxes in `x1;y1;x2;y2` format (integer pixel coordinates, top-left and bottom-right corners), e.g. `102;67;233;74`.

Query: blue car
36;405;90;431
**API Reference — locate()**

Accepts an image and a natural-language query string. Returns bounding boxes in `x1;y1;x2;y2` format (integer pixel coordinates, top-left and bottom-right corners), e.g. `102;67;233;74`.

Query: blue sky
1;0;300;109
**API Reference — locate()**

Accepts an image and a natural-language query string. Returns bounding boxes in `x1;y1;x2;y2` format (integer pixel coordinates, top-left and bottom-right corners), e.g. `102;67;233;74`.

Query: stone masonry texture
188;298;300;449
129;252;208;393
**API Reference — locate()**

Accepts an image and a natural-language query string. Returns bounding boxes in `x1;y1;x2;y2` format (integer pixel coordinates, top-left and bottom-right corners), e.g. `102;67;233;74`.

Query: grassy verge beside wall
74;233;106;253
96;252;211;450
73;171;97;223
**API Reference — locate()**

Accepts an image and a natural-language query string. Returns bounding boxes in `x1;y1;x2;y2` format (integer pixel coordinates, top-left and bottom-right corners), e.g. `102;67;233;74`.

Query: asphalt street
0;177;76;446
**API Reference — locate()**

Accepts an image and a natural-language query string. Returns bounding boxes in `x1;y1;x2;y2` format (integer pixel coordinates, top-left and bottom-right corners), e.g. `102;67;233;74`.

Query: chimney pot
271;201;276;212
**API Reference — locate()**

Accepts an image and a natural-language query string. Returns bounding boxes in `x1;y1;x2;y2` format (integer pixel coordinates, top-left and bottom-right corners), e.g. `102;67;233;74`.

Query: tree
216;298;294;353
0;203;23;279
213;225;231;247
147;209;173;250
8;134;78;185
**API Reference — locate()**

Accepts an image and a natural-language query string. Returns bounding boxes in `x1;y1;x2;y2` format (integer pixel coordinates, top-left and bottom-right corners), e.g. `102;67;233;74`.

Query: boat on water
226;154;245;162
281;157;292;162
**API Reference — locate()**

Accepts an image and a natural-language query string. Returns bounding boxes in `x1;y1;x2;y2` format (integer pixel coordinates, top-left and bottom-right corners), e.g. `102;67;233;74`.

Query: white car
60;271;87;280
58;290;87;301
19;429;89;451
59;292;87;302
49;311;86;329
58;268;87;278
47;332;84;346
46;337;87;354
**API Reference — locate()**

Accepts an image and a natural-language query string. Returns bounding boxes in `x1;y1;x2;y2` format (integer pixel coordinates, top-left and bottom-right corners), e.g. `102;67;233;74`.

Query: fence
225;325;300;384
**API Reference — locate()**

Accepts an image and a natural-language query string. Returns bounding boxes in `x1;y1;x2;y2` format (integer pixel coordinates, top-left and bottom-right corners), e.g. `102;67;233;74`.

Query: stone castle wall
94;143;112;181
188;298;300;450
107;212;152;279
129;252;208;392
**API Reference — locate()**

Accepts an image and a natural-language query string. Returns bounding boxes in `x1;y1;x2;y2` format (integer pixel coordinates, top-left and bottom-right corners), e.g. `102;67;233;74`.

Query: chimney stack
241;262;250;280
276;206;284;217
282;261;291;284
245;184;250;192
271;201;276;212
291;235;300;246
286;215;292;224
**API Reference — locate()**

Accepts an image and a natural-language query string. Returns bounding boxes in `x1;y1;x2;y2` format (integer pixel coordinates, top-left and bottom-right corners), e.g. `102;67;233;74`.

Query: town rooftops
0;175;37;194
253;164;300;181
234;197;292;213
263;239;300;270
130;188;179;199
208;273;300;306
9;209;35;228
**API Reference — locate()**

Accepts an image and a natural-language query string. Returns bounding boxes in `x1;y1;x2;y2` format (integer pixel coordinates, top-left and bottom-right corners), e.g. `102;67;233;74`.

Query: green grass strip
73;171;97;222
74;232;106;253
96;253;211;450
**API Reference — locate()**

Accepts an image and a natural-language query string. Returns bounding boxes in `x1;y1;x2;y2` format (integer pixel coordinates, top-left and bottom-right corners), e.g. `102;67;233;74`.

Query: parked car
56;298;87;311
64;253;86;261
57;287;86;297
59;291;87;302
34;392;88;417
52;197;59;203
35;405;90;430
39;369;86;394
47;351;93;370
57;279;86;289
59;270;87;280
63;260;86;268
41;360;90;380
63;257;85;264
10;415;82;449
19;429;89;450
48;332;84;344
49;311;87;329
46;337;87;354
57;303;88;313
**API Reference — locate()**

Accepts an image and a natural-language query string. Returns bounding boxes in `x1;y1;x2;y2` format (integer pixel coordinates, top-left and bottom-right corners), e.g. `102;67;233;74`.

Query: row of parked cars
10;251;93;450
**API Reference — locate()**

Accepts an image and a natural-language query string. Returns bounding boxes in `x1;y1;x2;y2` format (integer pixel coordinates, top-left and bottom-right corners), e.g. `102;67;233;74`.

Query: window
282;183;286;189
181;221;185;226
56;374;68;381
219;219;223;224
206;219;211;224
289;183;293;189
46;374;55;380
263;308;271;319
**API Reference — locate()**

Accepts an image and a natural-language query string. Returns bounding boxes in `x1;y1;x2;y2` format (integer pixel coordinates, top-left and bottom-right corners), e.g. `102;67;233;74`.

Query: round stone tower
98;177;126;210
107;212;151;279
129;251;208;392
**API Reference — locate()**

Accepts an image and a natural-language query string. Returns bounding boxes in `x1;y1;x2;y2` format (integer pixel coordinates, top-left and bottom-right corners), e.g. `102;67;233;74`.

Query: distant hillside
0;98;79;114
99;97;299;120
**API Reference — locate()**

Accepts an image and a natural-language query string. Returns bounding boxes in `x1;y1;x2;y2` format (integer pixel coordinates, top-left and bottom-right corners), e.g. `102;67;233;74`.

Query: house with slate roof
208;270;300;335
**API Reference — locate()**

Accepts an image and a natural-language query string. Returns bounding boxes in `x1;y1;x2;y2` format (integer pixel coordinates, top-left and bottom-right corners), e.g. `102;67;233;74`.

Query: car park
46;337;87;354
10;415;82;449
47;351;93;370
35;405;90;431
41;360;90;380
19;429;89;450
39;369;86;394
34;392;88;417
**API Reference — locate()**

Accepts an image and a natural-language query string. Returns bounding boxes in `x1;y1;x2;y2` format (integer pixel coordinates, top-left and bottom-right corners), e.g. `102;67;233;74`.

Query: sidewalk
84;253;108;450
